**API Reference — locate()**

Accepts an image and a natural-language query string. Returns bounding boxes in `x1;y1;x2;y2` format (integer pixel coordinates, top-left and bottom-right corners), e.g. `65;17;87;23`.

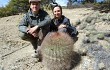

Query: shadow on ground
70;51;81;70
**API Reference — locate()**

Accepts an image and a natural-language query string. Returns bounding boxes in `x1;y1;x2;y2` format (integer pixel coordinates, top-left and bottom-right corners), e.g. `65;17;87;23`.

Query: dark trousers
19;28;49;50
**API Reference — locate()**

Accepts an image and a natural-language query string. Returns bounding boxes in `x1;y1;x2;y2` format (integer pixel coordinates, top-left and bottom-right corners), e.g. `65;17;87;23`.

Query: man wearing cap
18;0;51;58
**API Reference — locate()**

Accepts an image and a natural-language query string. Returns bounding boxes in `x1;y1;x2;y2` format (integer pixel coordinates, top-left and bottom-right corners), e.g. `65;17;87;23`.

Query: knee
19;32;28;40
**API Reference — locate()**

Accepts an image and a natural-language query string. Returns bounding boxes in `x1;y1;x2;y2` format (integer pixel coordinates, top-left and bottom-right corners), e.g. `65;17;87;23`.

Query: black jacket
50;15;71;31
50;15;78;37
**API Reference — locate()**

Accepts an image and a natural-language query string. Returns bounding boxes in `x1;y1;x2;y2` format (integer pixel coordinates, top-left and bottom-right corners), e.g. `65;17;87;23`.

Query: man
18;0;51;58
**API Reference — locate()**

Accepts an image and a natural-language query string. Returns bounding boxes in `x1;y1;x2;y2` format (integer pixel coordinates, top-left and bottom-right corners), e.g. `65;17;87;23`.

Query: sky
0;0;104;7
56;0;104;6
0;0;9;7
56;0;68;6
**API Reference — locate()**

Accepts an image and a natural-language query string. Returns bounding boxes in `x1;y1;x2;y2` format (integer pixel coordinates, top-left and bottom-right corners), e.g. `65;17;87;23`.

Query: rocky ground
0;8;110;70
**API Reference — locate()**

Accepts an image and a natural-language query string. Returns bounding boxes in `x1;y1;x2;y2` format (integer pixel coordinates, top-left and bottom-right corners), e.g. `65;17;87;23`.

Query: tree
84;0;96;3
105;0;110;3
7;0;29;13
0;0;54;17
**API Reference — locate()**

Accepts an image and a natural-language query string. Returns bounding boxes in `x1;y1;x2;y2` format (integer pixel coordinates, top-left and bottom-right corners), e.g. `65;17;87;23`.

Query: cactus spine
41;32;74;70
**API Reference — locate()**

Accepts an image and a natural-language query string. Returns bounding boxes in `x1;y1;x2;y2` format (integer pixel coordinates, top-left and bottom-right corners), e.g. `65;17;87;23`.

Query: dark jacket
50;15;78;37
50;15;71;31
19;9;51;33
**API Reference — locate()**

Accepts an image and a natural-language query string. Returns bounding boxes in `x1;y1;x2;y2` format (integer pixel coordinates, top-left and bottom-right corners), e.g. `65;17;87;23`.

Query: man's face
53;7;62;19
30;2;40;13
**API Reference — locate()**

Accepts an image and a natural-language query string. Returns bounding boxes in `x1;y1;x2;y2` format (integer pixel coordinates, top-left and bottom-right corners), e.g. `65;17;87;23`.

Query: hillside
0;8;110;70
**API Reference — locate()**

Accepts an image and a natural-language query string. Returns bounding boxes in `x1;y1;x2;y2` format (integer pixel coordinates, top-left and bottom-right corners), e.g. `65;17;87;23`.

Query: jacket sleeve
18;14;29;33
63;18;72;27
63;17;78;36
38;13;51;28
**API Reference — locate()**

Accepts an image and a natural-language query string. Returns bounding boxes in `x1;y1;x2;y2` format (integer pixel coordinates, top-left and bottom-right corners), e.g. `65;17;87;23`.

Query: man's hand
27;25;39;37
31;32;38;37
58;24;66;29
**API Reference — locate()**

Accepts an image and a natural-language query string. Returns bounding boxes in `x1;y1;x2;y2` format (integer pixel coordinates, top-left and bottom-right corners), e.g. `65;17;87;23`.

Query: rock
74;19;81;26
78;22;87;30
91;19;96;25
98;62;106;70
104;32;110;37
89;36;98;43
102;14;108;21
85;25;95;30
107;13;110;21
97;34;104;40
10;66;19;70
82;37;90;44
78;47;88;56
85;16;94;23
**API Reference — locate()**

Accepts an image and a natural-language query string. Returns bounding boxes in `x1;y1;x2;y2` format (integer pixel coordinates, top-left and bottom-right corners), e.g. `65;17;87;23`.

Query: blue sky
0;0;9;7
56;0;68;6
56;0;104;6
0;0;104;7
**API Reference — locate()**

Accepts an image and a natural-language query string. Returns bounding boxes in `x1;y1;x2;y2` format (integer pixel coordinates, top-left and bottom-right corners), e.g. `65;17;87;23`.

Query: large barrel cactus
40;32;74;70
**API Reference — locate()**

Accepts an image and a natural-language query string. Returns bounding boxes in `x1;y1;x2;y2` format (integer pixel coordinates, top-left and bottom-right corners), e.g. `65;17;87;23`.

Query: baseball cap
29;0;41;3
